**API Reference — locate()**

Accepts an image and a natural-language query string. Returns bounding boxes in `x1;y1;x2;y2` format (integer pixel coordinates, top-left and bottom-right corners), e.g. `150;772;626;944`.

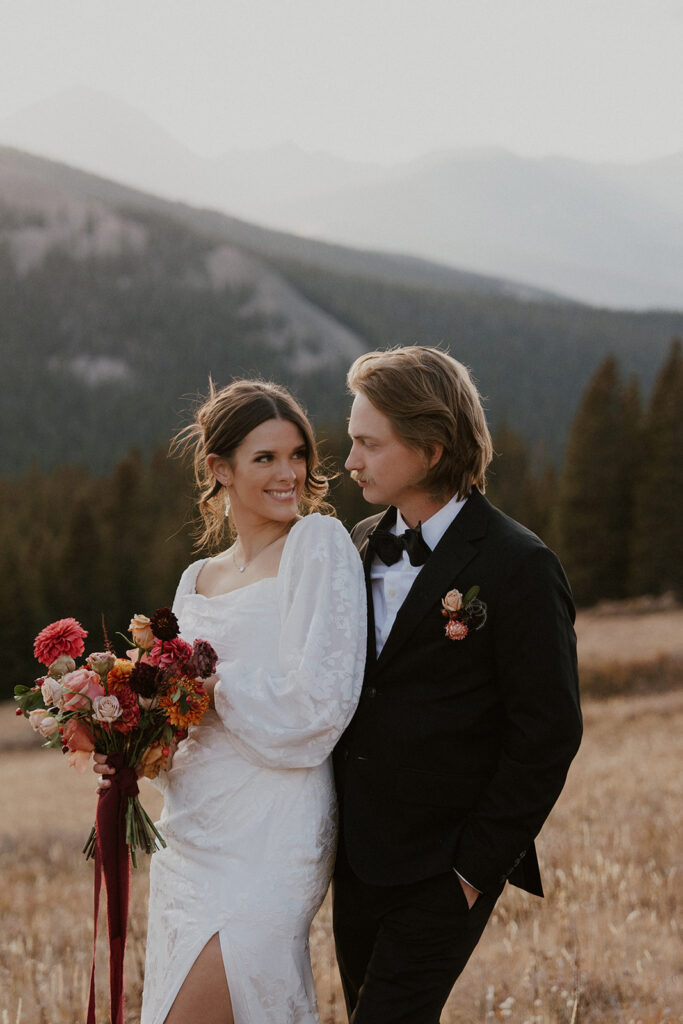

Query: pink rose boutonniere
442;586;487;641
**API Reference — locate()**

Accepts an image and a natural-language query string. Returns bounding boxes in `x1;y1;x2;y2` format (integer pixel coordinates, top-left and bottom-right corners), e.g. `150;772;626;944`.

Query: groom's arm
453;543;582;895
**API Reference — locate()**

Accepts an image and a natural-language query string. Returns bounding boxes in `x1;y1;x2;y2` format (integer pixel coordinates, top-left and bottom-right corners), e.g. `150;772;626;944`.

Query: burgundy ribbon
87;752;139;1024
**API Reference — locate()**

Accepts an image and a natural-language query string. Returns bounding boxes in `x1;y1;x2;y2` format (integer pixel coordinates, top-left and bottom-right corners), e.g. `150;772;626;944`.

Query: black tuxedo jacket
333;489;582;897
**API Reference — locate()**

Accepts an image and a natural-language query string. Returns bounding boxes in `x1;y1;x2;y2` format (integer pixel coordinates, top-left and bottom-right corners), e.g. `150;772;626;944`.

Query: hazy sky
2;0;682;164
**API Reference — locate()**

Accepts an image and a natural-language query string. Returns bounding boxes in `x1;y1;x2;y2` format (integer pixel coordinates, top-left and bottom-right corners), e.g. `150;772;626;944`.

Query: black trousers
332;850;503;1024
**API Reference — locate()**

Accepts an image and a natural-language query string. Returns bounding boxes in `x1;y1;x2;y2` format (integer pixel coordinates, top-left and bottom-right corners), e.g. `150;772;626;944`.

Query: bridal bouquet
15;608;216;865
16;608;218;1023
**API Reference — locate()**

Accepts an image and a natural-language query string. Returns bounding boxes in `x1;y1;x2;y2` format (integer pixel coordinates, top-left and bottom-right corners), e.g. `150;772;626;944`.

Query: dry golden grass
575;601;683;667
2;604;681;1023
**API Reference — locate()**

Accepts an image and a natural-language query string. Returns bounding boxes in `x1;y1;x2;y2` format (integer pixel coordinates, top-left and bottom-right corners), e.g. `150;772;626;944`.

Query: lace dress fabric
141;514;366;1024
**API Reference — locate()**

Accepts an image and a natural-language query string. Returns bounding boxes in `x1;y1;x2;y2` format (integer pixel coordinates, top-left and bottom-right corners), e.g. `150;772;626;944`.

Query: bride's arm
212;515;367;769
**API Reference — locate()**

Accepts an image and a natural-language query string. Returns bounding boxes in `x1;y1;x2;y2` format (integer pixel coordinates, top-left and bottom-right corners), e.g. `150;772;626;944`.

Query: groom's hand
456;873;480;909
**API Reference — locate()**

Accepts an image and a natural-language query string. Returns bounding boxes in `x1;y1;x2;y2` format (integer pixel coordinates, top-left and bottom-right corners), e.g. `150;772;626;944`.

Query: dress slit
154;925;234;1024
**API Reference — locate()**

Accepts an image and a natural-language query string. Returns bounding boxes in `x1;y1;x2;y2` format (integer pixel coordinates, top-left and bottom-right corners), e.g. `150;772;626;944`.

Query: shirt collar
395;492;469;551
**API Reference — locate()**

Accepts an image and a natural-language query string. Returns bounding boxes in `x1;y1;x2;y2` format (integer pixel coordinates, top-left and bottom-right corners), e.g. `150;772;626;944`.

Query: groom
333;346;582;1023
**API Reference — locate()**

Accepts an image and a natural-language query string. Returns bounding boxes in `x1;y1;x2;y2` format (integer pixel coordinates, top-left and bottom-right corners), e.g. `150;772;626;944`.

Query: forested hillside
2;145;682;474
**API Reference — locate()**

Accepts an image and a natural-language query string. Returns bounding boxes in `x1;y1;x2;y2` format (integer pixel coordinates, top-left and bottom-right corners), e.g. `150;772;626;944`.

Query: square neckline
191;515;313;600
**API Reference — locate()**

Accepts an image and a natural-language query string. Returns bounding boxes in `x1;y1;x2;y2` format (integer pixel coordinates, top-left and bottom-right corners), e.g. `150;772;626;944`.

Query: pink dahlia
33;618;88;667
445;618;469;641
147;636;193;669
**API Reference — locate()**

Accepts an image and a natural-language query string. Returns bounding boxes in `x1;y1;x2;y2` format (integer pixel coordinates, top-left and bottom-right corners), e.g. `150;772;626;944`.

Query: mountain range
1;144;682;477
2;87;682;310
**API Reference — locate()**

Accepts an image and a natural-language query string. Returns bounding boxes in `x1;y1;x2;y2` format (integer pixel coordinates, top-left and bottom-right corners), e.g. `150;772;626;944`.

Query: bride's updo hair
173;379;331;551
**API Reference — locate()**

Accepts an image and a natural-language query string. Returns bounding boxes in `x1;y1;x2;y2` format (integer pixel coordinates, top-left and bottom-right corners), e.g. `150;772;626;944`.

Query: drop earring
224;491;230;518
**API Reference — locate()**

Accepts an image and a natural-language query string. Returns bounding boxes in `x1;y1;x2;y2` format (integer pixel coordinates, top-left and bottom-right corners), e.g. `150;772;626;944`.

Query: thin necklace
232;523;292;573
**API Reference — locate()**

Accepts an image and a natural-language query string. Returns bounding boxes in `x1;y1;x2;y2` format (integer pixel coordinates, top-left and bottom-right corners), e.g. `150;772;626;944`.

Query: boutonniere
441;586;487;641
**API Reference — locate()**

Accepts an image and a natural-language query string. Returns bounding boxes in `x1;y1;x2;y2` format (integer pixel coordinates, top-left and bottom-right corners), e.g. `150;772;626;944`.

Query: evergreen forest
2;338;680;700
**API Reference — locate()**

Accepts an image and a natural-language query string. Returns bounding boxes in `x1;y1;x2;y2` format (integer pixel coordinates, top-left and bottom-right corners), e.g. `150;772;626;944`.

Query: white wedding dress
141;513;366;1024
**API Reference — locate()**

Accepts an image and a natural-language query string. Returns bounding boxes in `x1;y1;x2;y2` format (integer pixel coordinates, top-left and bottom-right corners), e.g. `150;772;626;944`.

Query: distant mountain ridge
1;87;681;309
1;145;682;477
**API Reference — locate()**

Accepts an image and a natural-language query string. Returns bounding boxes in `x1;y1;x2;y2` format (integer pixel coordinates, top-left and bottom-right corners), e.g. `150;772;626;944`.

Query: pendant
239;566;246;573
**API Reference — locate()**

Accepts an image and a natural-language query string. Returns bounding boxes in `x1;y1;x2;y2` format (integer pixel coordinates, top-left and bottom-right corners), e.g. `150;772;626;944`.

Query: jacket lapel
374;491;489;675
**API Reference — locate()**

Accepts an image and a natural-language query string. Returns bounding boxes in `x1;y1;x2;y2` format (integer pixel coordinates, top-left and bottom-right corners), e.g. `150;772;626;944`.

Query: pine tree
630;339;683;597
59;498;103;633
555;355;638;606
487;424;553;540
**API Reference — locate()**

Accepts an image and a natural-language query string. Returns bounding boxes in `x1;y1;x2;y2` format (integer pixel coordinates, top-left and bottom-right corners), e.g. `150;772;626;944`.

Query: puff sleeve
212;514;366;768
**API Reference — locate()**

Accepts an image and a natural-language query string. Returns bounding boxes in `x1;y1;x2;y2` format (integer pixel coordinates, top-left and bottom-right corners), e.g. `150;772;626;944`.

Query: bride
96;379;366;1024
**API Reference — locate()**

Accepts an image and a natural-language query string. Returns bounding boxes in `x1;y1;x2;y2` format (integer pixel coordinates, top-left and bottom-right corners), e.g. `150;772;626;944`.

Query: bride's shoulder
283;513;358;571
289;512;350;545
175;556;211;597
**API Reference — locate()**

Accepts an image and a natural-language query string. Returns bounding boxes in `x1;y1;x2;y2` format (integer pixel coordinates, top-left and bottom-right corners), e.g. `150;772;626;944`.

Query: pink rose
126;648;150;665
61;669;105;712
62;718;95;773
442;589;463;615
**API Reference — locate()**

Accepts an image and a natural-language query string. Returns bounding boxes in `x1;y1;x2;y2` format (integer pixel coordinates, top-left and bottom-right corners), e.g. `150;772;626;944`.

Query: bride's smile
211;418;308;530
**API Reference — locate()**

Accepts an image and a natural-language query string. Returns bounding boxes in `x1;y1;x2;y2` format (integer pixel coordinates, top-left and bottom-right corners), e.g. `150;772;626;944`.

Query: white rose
29;708;49;731
92;694;122;723
38;715;59;738
41;677;65;708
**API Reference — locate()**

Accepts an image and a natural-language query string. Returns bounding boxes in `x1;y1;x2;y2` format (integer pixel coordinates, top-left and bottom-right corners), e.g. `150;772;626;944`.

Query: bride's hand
201;673;220;708
93;752;144;792
93;752;115;792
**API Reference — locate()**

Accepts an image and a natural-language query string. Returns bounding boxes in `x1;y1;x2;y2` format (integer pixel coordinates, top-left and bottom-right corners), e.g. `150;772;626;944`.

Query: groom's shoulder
470;490;557;564
481;495;543;548
476;492;568;584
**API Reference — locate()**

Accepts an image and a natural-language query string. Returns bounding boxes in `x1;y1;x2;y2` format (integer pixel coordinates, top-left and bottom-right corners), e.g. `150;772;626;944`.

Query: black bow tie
367;523;432;567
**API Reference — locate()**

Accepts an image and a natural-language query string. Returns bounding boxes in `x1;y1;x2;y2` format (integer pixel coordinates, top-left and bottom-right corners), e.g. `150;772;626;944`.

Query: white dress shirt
371;493;468;656
369;492;479;895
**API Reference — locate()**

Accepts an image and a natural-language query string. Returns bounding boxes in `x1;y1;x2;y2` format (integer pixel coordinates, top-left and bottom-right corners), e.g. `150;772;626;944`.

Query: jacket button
367;687;377;698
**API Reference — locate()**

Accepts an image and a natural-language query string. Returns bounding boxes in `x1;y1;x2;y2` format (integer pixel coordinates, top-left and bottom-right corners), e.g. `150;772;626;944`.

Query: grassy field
1;606;681;1023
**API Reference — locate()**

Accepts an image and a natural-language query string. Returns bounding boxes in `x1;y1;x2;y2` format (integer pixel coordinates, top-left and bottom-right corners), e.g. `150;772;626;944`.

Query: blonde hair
173;379;330;551
347;346;493;499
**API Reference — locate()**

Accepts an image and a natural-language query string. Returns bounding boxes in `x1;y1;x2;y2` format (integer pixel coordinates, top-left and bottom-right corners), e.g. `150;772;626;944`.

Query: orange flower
106;658;135;691
159;676;210;729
